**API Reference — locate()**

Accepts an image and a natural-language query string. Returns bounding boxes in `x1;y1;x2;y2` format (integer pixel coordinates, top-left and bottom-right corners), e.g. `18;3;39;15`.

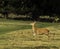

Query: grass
0;18;60;49
0;18;31;34
36;22;60;28
0;24;31;34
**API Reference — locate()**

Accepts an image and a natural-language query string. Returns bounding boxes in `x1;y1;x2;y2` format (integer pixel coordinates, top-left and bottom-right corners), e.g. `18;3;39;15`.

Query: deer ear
34;21;36;23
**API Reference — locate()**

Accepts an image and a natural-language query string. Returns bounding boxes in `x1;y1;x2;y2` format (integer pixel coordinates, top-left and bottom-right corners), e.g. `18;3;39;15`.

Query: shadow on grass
20;46;59;49
3;46;59;49
0;25;31;35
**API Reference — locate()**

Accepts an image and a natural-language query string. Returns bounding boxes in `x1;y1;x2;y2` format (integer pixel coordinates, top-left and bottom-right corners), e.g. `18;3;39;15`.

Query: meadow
0;18;60;49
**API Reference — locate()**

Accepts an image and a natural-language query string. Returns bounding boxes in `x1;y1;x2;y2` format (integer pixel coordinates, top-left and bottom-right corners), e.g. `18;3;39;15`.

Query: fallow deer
30;21;49;37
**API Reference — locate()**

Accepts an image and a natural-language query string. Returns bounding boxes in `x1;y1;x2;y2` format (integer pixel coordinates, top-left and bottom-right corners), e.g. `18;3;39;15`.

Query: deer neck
32;23;35;33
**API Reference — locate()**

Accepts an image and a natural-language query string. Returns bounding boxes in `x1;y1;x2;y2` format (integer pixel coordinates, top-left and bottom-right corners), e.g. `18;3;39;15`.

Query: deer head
30;21;36;26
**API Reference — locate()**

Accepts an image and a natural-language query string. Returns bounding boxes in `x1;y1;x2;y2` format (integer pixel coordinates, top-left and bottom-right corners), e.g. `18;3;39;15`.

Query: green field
0;18;60;49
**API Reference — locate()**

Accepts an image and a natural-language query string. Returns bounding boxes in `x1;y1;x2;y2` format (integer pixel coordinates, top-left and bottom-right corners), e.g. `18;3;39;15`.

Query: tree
0;0;60;21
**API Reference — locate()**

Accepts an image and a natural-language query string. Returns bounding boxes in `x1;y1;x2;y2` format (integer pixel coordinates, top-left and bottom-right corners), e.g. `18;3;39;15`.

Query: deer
30;21;50;38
